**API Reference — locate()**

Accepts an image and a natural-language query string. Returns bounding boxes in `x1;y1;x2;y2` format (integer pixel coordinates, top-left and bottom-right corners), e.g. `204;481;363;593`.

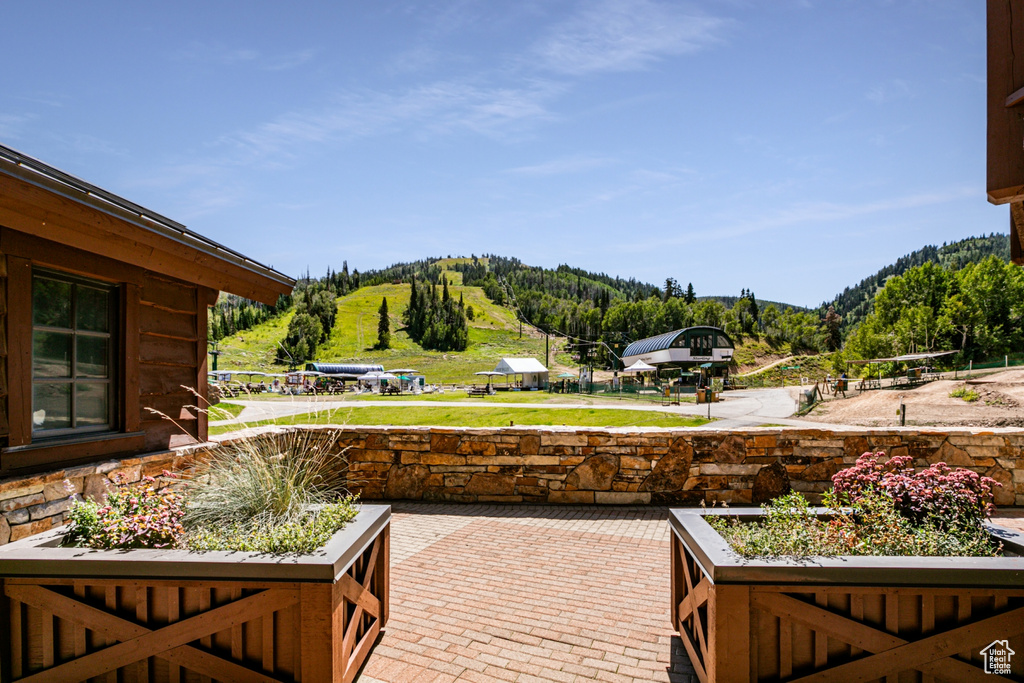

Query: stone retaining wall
1;426;1022;545
0;448;200;545
330;427;1022;507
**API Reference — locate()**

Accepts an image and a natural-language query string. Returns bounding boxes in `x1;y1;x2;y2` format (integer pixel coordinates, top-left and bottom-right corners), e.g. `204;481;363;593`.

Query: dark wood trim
1011;201;1024;265
0;174;291;304
196;288;210;442
0;506;391;582
0;228;143;286
987;0;1024;204
203;288;219;308
6;256;31;448
123;284;141;433
1;432;146;475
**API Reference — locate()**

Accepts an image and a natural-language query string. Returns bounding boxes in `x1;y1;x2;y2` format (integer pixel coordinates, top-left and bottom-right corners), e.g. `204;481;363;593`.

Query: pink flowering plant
831;452;998;530
709;452;1002;559
65;473;185;550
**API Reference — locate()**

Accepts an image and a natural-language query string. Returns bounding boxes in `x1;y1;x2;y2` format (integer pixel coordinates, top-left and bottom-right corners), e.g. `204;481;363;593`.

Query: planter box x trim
6;582;296;683
750;591;1022;683
670;509;1024;683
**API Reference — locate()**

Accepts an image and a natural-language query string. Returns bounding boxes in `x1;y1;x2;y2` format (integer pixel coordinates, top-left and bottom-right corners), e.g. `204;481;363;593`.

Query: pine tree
685;283;696;304
377;297;391;350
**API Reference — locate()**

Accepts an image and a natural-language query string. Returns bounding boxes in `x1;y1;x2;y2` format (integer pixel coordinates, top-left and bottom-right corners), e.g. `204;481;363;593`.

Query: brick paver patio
357;504;1024;682
357;504;695;683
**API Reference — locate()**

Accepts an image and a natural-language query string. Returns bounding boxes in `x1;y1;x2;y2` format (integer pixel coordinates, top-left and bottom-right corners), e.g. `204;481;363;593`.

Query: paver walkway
358;505;1024;682
357;504;696;683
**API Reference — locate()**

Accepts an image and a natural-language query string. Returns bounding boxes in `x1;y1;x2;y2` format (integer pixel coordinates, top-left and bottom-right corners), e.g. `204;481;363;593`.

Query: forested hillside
843;255;1024;366
822;234;1009;333
209;233;1018;373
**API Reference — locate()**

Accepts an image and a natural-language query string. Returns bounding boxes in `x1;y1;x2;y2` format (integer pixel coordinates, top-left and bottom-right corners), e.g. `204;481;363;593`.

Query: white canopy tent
493;358;549;389
357;371;397;383
622;360;657;373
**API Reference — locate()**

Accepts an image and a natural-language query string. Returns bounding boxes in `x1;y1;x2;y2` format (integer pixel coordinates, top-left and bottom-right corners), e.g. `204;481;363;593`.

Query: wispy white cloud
223;79;562;159
531;0;729;75
866;79;913;104
48;132;128;158
637;185;978;251
173;43;313;71
506;155;614;176
175;42;259;65
0;113;34;140
266;49;316;72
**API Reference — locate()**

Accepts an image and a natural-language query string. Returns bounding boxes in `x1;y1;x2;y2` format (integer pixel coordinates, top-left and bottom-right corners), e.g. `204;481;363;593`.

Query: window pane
76;383;109;427
32;383;71;431
33;331;72;377
33;278;71;328
77;286;111;332
76;336;109;378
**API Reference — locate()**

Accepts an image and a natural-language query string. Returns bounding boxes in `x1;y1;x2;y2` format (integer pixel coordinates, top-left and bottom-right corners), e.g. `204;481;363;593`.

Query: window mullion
70;282;78;429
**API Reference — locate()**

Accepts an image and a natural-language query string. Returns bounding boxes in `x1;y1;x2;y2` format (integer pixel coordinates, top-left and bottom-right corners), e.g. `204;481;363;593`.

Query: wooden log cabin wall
988;0;1024;264
0;145;293;487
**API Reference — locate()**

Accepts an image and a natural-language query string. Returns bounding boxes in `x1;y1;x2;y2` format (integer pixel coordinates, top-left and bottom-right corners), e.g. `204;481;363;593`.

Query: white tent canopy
357;371;397;382
493;358;549;389
623;360;657;373
494;358;548;375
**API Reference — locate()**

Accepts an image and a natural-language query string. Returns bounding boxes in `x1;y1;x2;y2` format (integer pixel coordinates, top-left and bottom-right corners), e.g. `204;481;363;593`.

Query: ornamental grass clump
64;429;358;554
184;429;350;528
709;452;1002;559
180;429;357;553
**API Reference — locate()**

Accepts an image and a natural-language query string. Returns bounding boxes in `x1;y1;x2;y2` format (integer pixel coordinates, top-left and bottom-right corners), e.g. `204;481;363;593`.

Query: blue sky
0;1;997;307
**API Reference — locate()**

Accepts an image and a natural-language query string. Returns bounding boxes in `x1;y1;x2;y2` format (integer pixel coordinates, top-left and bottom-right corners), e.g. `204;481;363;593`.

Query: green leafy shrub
950;386;980;402
185;499;358;554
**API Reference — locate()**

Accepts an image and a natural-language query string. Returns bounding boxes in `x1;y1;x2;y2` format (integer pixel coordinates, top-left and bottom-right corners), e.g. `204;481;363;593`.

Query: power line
496;276;627;365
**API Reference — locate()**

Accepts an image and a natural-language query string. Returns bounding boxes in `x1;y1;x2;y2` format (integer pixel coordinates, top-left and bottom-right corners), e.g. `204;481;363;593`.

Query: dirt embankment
807;368;1024;428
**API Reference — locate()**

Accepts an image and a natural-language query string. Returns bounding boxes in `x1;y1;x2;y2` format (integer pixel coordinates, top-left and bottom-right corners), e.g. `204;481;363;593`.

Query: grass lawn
208;402;246;420
210;406;709;435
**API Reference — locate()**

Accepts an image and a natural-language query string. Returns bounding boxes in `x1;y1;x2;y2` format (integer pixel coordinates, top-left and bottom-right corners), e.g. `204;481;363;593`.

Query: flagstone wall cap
0;504;390;584
670;508;1024;588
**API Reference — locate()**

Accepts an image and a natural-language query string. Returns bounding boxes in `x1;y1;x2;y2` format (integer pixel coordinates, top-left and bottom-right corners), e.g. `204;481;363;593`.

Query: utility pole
545;332;549;366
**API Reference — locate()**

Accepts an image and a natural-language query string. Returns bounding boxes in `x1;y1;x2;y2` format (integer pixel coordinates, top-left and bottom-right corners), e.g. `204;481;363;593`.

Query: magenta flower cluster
831;452;999;528
91;473;186;549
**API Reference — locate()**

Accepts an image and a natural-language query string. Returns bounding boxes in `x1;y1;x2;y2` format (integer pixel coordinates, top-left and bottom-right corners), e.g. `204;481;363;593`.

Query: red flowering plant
65;472;185;550
831;452;999;531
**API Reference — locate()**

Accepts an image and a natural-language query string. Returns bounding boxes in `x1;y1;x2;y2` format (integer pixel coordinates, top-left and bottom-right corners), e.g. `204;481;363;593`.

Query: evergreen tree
377;297;391;349
685;283;696;304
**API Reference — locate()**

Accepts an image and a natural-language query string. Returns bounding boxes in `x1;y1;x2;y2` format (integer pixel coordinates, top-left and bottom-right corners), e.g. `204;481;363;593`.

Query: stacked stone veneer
1;427;1022;545
0;448;201;545
330;427;1022;507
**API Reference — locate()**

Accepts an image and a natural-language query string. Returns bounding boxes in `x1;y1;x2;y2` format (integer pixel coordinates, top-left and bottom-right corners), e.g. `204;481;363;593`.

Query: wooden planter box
670;509;1024;683
0;504;390;683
